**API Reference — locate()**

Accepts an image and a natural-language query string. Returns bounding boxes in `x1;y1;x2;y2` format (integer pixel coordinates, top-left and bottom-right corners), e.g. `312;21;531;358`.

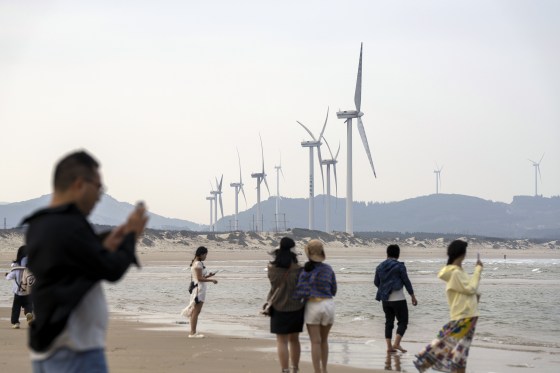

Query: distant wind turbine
205;195;214;231
274;153;285;232
336;43;377;235
434;164;443;194
297;107;328;230
250;135;270;232
321;138;340;233
211;175;224;231
230;149;247;231
528;154;544;197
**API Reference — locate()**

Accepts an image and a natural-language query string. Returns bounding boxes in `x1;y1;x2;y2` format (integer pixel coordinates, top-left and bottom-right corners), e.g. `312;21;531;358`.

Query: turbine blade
237;148;243;183
539;153;545;164
280;167;285;181
354;43;363;112
333;164;338;199
297;121;317;141
317;146;325;194
219;174;223;191
263;176;271;196
323;136;334;159
260;134;265;173
538;165;542;182
318;107;329;141
240;185;247;206
357;117;376;178
528;158;536;164
219;195;224;218
335;142;341;160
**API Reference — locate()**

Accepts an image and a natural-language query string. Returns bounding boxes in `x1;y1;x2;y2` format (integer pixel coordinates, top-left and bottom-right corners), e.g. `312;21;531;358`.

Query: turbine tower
297;107;328;230
321;138;340;233
250;135;270;232
211;175;224;231
434;164;443;194
528;154;544;197
274;153;285;232
336;43;377;235
230;149;246;231
205;196;214;231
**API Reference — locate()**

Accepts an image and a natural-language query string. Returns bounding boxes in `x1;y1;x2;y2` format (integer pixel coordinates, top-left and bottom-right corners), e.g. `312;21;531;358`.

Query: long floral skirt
413;317;478;372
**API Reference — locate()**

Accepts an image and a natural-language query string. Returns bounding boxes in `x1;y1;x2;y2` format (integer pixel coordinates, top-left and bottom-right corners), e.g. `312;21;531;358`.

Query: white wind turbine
321;138;340;233
230;149;247;231
205;195;214;231
297;107;328;230
528;154;544;197
250;135;270;232
336;43;377;235
434;164;443;194
211;175;224;231
274;153;285;232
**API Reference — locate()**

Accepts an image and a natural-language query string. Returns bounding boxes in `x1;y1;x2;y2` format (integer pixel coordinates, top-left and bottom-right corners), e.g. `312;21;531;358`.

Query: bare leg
288;333;300;371
456;368;466;373
393;334;407;353
319;324;332;372
306;324;322;373
189;302;204;335
276;334;290;371
386;338;397;353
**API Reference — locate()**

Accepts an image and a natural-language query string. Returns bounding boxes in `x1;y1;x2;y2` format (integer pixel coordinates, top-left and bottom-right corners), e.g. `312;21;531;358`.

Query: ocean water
3;253;559;372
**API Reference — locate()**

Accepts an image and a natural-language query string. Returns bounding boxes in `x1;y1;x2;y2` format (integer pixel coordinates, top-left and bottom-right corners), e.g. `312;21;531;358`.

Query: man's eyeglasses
84;178;106;195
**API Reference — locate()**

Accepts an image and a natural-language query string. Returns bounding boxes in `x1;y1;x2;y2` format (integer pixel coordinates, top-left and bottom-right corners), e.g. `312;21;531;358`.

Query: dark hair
190;246;208;267
13;245;26;265
270;237;297;269
304;260;318;272
387;244;400;259
54;150;99;192
447;240;468;265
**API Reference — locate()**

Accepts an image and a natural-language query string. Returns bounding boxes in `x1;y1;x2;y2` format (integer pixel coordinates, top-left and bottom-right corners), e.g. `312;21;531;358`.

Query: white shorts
304;298;335;326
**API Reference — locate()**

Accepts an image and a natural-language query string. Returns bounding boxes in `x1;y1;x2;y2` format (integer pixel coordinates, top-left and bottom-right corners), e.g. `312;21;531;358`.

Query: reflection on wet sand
384;352;402;371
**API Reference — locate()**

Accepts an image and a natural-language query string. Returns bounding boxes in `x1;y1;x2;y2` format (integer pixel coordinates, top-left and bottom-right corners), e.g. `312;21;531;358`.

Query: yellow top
438;264;482;320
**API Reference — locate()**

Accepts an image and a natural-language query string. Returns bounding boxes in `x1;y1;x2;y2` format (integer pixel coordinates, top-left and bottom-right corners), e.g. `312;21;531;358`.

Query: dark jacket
22;203;138;352
374;259;414;302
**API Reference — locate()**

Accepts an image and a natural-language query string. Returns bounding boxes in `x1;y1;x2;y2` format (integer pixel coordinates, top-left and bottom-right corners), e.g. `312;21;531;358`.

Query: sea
3;253;560;372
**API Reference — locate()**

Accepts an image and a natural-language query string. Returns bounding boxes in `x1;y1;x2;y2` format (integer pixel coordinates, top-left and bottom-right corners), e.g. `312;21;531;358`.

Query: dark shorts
270;307;305;334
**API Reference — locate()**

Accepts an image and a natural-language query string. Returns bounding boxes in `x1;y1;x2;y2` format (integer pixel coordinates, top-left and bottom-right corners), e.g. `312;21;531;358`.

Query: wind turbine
250;135;270;232
205;195;214;231
211;175;224;231
274;153;285;232
297;107;328;230
336;43;377;235
321;138;340;233
434;164;443;194
528;154;544;197
230;149;247;231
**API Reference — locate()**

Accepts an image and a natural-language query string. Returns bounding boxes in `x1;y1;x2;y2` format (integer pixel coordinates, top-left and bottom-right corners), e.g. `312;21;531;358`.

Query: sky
1;0;559;225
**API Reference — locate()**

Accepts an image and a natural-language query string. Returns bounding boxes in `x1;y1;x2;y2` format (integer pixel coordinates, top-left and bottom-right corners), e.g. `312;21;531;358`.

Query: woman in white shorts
294;240;337;373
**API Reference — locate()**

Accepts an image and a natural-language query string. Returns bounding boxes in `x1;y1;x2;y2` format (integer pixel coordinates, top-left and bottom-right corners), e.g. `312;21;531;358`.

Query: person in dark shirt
23;150;147;373
374;244;418;353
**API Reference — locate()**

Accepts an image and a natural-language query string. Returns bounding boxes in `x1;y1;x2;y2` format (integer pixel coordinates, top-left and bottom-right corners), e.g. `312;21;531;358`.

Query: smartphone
210;269;221;275
477;252;480;261
136;201;145;209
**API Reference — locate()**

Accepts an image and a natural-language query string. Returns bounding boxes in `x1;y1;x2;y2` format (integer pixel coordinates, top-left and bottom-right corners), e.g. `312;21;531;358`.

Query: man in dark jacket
374;244;418;353
23;150;148;373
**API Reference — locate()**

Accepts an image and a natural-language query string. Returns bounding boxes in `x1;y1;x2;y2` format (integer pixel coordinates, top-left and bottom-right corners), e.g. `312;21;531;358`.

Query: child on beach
5;245;33;329
294;240;337;373
413;239;483;373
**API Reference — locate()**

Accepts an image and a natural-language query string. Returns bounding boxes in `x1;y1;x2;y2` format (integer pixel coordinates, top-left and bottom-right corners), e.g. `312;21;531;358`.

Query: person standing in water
374;244;418;353
413;239;483;373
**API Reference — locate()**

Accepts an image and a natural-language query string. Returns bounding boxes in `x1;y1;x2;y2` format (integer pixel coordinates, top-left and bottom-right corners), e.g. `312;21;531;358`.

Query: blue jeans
32;348;108;373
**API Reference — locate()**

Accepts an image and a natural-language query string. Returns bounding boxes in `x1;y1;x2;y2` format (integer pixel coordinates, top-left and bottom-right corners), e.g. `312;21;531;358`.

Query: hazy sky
1;0;559;224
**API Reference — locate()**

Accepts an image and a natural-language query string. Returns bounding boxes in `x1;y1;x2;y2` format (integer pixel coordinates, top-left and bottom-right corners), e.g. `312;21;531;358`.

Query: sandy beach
1;232;560;372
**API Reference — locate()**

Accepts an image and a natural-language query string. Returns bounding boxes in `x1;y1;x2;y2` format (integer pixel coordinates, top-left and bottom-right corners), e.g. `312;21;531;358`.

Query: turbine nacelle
301;140;321;148
336;110;363;119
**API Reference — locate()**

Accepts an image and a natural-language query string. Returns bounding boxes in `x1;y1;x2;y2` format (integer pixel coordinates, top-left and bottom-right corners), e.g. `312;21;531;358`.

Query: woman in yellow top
413;240;482;373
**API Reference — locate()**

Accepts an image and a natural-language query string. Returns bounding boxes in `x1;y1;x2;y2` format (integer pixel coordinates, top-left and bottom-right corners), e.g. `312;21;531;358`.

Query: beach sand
1;235;559;372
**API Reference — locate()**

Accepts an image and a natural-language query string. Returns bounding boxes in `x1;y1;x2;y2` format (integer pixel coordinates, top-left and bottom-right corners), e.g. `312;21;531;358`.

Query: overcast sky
1;0;559;224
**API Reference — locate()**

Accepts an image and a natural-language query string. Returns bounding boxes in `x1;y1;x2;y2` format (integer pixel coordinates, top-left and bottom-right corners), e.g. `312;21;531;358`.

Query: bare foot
387;348;398;353
393;345;407;353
